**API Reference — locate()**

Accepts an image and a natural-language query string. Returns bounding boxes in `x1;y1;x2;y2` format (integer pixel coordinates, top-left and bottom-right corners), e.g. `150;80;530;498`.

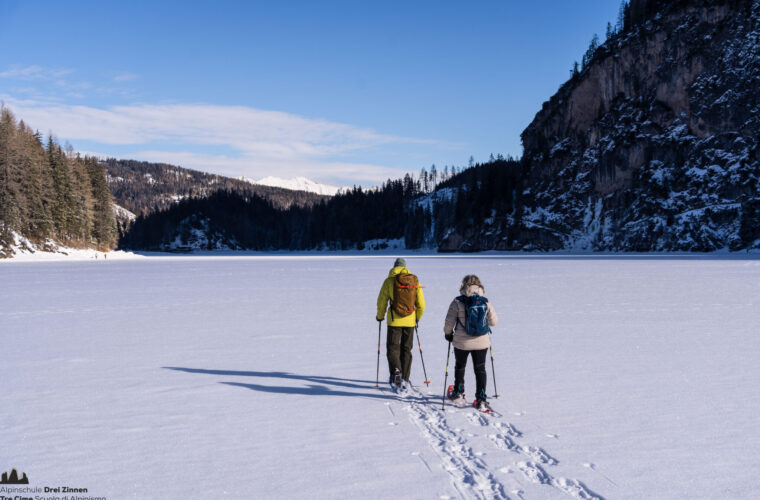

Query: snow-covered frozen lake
2;255;759;499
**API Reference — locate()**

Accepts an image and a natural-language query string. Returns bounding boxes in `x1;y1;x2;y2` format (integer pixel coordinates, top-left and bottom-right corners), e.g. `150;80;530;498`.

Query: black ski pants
386;326;414;381
453;347;488;400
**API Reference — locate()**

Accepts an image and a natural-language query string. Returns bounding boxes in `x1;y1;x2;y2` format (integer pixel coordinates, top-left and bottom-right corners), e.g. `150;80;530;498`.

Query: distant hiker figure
376;258;425;390
444;274;498;412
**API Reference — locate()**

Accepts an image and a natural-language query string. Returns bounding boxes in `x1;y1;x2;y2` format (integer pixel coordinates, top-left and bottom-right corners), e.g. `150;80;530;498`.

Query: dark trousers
387;326;414;381
453;347;488;400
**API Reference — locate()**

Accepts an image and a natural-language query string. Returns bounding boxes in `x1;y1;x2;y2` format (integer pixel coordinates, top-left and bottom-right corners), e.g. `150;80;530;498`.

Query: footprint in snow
488;433;519;452
553;477;605;500
518;461;605;499
521;445;558;466
466;412;490;427
493;421;522;437
517;461;551;485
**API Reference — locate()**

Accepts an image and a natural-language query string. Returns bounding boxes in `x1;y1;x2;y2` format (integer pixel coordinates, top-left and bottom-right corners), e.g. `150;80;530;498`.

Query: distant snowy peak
242;176;343;196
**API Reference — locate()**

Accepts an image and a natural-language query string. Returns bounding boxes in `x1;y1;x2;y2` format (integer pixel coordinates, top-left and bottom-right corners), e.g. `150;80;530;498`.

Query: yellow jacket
376;266;426;326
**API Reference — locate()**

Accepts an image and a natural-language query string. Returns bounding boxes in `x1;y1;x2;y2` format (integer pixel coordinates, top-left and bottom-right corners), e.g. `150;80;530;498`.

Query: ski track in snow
396;387;509;499
388;386;605;500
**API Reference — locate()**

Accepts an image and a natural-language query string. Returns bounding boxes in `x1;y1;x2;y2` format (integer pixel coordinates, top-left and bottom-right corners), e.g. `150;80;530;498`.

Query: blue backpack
456;294;491;336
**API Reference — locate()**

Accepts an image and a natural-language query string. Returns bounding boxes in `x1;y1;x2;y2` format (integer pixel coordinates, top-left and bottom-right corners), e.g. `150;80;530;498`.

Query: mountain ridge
102;158;330;218
440;0;760;252
239;175;343;196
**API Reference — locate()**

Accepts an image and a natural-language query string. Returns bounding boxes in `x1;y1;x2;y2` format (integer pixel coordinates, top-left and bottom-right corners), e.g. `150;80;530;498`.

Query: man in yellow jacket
376;257;425;389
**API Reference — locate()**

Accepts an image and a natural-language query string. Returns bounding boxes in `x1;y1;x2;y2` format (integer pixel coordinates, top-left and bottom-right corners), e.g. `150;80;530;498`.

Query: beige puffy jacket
443;285;498;350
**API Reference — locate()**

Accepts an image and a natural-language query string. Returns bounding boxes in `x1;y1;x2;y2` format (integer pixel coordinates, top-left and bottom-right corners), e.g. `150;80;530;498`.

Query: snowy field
1;255;759;499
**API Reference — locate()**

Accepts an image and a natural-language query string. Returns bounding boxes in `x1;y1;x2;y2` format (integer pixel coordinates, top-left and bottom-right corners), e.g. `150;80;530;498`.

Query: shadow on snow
162;366;434;403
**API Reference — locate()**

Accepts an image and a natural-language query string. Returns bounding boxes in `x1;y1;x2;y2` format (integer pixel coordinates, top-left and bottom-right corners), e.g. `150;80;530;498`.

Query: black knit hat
394;257;406;267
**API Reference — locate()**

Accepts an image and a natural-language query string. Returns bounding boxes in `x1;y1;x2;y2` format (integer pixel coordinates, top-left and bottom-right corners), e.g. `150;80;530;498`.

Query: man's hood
388;266;411;278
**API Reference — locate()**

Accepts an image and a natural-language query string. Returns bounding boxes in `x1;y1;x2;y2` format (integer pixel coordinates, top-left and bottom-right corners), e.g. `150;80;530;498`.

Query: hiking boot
392;369;403;388
447;384;465;401
474;398;491;412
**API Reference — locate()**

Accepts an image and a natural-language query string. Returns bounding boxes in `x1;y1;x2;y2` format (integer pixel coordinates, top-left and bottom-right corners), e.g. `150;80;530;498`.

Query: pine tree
85;157;118;249
48;137;75;240
22;126;54;239
582;34;600;69
420;167;429;193
67;155;93;243
616;1;628;32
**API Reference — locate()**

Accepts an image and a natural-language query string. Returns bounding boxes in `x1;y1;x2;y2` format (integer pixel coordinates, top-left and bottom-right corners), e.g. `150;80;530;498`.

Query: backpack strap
454;295;466;330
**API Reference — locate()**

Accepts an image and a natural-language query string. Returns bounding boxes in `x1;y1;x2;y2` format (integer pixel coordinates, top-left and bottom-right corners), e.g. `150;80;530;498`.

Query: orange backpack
391;273;421;317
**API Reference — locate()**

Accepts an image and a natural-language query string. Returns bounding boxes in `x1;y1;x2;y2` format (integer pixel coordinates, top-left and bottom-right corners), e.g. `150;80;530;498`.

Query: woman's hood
461;284;485;297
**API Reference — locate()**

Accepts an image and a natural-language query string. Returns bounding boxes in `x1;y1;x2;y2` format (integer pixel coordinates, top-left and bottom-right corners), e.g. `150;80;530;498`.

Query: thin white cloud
1;97;434;184
0;65;73;80
55;79;92;90
4;99;427;150
113;73;139;82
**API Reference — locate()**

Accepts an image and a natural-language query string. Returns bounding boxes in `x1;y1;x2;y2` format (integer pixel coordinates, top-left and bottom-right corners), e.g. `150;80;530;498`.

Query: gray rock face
445;0;760;251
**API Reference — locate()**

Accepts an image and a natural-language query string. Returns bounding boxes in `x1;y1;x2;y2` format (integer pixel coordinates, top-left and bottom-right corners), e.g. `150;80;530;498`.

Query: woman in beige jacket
443;275;498;410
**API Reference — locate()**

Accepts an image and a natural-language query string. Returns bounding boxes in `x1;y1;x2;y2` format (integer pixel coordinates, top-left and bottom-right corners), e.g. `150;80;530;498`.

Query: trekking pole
441;340;452;411
415;324;431;386
489;333;499;398
375;320;382;388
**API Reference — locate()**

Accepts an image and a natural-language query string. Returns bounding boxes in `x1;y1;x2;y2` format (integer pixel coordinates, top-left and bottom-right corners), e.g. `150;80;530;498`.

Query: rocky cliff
443;0;760;251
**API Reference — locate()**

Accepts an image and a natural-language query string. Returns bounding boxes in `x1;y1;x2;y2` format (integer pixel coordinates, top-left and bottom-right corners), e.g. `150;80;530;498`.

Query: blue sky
0;0;621;186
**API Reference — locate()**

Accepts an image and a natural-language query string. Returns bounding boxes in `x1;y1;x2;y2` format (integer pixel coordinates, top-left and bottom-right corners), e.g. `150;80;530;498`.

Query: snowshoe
446;385;468;406
473;398;492;414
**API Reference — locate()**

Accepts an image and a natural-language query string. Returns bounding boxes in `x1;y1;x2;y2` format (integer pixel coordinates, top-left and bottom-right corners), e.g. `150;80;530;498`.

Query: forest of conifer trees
0;106;118;257
119;158;524;251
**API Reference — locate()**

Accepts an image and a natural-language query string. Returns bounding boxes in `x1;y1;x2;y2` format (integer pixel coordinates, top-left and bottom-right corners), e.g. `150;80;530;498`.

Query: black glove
376;317;383;322
445;332;454;342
